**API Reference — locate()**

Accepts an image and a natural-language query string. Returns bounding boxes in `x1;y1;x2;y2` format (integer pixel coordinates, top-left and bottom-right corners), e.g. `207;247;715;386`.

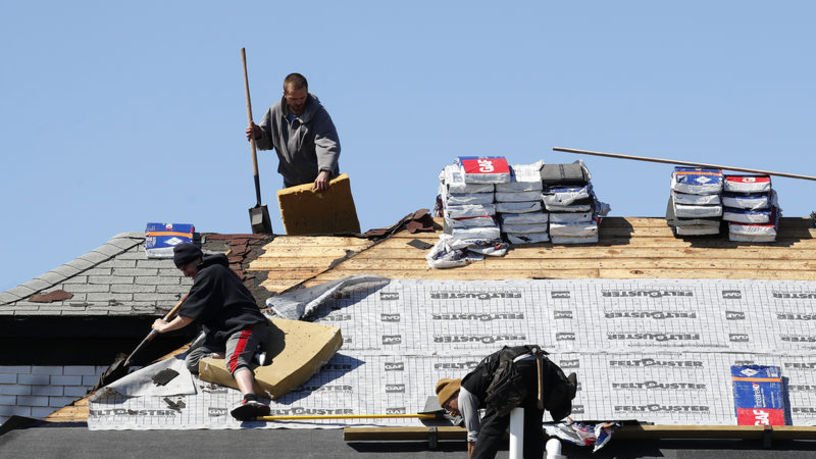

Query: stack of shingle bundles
667;167;723;236
496;161;549;245
427;157;510;269
722;175;780;242
541;161;608;244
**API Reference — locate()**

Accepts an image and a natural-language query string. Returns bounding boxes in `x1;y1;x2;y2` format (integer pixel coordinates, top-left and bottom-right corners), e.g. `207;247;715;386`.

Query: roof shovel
94;295;187;389
242;48;273;234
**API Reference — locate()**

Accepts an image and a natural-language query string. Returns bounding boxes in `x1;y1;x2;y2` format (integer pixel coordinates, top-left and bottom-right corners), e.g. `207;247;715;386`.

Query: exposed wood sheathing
253;217;816;294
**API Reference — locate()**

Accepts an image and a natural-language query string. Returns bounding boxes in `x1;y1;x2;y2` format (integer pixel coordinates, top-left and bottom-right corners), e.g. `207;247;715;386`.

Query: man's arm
246;109;274;150
458;386;480;457
311;109;340;191
152;315;194;334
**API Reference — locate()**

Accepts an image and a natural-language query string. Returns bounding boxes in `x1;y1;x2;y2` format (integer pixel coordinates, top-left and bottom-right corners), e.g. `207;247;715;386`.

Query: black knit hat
173;243;202;268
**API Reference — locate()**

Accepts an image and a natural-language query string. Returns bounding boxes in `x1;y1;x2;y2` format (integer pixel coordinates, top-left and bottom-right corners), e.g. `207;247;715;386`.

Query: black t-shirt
179;254;266;347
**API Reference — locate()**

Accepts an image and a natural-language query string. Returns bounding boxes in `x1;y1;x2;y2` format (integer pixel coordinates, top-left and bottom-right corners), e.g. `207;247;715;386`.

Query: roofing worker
151;243;271;421
245;72;341;192
435;345;577;459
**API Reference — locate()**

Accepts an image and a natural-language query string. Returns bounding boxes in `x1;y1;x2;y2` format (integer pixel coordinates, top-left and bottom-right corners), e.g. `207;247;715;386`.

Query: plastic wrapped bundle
542;184;592;209
506;232;550;244
724;175;772;193
667;167;723;237
549;221;598;237
722;207;773;224
457;156;511;184
550;211;594;224
496;162;544;193
540;160;591;185
722;191;775;210
671;168;723;195
496;201;543;214
728;222;778;242
444;215;496;229
501;212;549;225
440;165;495;194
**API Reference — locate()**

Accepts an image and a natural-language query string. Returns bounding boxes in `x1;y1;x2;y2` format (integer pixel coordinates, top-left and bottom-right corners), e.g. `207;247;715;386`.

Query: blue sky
1;2;814;291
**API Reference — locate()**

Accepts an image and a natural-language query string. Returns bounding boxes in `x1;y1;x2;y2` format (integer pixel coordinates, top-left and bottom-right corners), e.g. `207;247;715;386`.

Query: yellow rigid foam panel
277;173;361;235
198;317;343;399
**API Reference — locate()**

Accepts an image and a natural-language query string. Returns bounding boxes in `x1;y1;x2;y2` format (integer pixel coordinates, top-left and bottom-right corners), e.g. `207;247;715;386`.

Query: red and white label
459;157;510;175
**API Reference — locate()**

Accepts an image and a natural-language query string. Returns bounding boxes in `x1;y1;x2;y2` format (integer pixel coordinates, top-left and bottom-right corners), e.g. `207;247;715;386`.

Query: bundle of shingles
722;175;780;242
541;161;610;244
496;161;550;244
666;167;724;236
428;157;510;268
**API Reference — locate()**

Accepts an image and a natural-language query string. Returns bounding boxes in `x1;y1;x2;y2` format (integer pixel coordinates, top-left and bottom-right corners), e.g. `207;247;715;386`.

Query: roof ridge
0;232;145;306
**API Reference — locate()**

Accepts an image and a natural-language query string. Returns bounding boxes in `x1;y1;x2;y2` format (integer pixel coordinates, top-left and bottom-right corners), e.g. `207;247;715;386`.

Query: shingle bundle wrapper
667;167;723;236
541;161;609;244
722;175;781;242
429;159;509;268
496;162;550;244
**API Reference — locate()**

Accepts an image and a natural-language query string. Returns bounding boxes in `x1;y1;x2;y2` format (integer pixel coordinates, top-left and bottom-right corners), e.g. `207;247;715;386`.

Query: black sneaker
230;397;270;421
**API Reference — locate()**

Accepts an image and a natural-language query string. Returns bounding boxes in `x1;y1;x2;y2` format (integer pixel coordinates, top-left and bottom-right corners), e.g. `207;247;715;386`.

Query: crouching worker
151;243;271;421
435;345;577;459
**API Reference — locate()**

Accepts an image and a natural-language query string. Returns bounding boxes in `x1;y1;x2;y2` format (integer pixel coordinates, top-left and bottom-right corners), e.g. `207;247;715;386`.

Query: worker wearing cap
435;346;577;459
151;243;271;421
245;72;340;192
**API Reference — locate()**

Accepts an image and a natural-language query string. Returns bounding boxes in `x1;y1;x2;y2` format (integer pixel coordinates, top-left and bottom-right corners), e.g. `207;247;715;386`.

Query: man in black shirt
435;345;577;459
151;243;271;421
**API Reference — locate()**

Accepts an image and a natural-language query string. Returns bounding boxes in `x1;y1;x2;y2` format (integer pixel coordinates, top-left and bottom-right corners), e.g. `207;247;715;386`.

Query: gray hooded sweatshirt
255;93;341;187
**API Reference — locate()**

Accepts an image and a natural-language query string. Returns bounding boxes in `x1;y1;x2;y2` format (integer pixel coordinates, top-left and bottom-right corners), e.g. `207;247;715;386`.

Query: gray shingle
13;310;61;316
62;276;89;285
83;267;113;276
112;268;158;277
77;251;108;265
88;276;134;285
135;276;179;285
4;303;39;310
107;259;138;268
91;243;128;258
0;292;17;304
116;250;147;261
60;309;108;316
110;284;157;293
107;236;143;250
63;284;109;293
157;285;189;293
64;258;95;271
134;293;183;302
51;264;82;279
135;259;175;268
20;279;50;293
34;271;68;287
7;285;35;299
31;385;63;396
86;293;133;302
0;310;14;316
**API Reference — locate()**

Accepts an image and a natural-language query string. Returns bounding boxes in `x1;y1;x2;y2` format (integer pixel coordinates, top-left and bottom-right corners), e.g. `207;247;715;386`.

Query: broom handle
553;146;816;181
123;295;188;367
258;413;437;421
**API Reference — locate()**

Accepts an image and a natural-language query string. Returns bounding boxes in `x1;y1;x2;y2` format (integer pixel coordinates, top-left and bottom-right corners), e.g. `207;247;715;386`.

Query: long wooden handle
258;413;437;422
241;48;263;206
123;295;188;367
553;146;816;181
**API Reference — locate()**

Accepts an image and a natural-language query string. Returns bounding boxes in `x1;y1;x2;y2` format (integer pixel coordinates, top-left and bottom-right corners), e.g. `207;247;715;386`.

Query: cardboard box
276;173;361;235
199;317;343;399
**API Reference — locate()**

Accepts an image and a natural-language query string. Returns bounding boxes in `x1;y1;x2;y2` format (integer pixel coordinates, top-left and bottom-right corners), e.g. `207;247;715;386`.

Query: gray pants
185;322;269;376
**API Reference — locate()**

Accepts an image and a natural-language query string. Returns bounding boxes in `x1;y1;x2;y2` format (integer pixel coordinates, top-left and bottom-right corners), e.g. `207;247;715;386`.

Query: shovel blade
249;205;273;234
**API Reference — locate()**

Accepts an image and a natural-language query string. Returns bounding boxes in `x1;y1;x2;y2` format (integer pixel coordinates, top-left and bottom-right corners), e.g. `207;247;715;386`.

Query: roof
0;233;272;317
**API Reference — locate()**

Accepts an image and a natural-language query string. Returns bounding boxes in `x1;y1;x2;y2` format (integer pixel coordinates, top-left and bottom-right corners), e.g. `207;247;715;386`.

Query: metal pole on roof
552;146;816;181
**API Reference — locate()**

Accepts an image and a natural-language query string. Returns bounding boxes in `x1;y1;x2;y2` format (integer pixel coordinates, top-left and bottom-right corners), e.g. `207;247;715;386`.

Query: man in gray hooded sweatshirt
245;73;340;191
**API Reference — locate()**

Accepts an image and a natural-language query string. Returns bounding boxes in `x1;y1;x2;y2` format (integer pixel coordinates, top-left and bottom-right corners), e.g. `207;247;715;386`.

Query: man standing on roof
435;345;577;459
151;243;271;421
245;72;341;192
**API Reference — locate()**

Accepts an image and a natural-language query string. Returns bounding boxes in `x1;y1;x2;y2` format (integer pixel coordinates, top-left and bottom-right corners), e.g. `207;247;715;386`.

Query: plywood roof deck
251;217;816;293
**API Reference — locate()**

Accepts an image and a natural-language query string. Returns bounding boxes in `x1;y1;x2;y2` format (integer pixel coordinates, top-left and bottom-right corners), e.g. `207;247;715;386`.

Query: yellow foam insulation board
198;317;343;399
276;173;361;235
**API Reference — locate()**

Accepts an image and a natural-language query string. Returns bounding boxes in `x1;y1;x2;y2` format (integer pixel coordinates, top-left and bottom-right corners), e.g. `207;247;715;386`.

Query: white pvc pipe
508;407;524;459
546;438;567;459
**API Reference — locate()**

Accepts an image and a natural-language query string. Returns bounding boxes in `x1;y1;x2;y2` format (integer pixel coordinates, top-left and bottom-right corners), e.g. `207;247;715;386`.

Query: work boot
567;373;578;399
230;394;270;421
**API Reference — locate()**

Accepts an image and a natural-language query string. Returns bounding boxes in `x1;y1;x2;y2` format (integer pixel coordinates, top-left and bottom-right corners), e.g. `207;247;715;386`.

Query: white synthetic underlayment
89;279;816;430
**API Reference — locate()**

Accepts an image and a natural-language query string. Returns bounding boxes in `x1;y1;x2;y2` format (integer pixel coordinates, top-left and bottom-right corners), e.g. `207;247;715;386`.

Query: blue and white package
671;167;723;195
731;365;787;425
722;191;774;210
145;223;195;259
